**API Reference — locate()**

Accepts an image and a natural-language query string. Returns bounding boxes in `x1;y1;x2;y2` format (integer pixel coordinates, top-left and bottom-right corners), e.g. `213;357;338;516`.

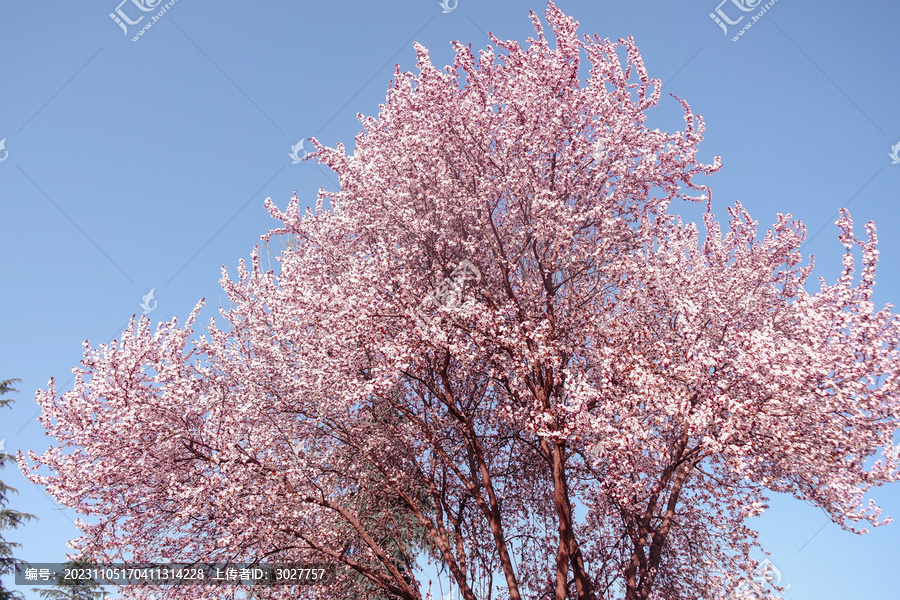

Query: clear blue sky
1;1;898;598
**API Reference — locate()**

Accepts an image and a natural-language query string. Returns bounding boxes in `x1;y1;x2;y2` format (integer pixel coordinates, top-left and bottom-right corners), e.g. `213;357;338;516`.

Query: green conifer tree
30;560;108;600
1;378;37;600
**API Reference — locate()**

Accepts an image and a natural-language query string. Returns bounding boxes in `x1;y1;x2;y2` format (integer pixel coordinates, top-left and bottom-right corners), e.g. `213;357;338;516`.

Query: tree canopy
21;4;900;600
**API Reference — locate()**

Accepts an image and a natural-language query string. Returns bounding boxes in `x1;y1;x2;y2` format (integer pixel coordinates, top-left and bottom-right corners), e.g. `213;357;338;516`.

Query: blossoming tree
21;4;900;600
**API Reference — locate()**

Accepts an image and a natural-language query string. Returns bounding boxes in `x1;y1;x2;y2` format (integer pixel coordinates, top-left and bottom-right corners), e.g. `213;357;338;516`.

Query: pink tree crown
21;4;900;600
